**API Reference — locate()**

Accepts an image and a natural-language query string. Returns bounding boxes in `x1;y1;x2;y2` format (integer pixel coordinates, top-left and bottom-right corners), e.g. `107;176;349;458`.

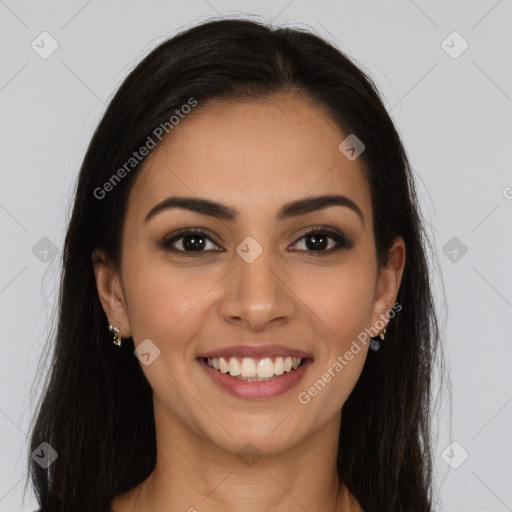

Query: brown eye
156;226;353;257
157;228;221;254
289;227;353;254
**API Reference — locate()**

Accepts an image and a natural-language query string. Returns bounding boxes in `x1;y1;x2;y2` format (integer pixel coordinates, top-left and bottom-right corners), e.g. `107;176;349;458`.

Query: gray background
1;1;511;511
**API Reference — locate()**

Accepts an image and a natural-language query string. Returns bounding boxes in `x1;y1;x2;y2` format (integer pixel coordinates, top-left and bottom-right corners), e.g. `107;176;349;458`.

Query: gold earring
108;325;122;347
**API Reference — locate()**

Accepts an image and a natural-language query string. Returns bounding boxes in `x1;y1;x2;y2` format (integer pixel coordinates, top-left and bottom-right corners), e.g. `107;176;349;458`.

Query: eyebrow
144;194;364;226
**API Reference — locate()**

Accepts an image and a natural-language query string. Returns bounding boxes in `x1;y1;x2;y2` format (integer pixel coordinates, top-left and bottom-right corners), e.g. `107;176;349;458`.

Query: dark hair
26;17;445;512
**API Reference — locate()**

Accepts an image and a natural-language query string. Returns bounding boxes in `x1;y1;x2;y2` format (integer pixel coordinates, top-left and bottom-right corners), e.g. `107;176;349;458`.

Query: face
94;92;405;457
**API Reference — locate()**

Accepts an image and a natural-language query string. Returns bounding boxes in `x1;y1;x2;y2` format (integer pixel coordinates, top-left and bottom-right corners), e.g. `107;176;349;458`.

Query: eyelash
156;225;353;256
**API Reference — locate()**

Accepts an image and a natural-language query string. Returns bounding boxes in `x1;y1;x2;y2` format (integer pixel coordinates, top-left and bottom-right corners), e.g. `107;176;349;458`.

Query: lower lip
198;358;313;400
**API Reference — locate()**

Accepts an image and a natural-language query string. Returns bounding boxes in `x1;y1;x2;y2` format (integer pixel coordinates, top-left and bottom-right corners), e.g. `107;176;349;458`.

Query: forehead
126;93;372;225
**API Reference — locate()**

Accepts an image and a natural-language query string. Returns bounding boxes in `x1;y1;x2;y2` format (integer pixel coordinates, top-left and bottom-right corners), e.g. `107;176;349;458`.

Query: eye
289;226;353;255
156;225;353;256
156;228;222;254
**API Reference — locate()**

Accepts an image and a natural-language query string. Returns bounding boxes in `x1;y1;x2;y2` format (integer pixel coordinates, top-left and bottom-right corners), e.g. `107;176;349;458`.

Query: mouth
201;355;307;381
196;346;314;400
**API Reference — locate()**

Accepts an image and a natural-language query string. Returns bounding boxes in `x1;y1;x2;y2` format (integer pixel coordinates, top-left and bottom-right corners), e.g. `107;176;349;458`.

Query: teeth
219;357;229;373
206;356;303;378
228;357;240;376
257;357;274;378
274;357;284;375
240;357;257;377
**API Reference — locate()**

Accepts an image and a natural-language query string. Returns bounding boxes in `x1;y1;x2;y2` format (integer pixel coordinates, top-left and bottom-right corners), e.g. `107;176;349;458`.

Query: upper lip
197;344;313;360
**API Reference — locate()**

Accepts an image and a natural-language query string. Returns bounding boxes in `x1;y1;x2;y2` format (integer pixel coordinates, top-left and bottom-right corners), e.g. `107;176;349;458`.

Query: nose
218;247;296;331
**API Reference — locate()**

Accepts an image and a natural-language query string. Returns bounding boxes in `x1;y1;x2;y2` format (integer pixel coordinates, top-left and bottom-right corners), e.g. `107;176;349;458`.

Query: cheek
122;253;223;369
295;272;374;415
123;264;203;343
294;259;376;406
300;260;377;346
121;260;213;406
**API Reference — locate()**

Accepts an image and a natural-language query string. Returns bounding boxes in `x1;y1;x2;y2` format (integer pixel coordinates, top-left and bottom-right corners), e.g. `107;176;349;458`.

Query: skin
93;92;405;512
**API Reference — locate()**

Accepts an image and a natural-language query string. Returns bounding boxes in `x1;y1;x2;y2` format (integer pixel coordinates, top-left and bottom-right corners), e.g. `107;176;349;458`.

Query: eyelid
156;225;353;254
292;224;354;251
155;227;221;253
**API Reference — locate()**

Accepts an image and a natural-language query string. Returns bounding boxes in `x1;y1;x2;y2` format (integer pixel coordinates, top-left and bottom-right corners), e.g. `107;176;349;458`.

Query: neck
113;405;359;512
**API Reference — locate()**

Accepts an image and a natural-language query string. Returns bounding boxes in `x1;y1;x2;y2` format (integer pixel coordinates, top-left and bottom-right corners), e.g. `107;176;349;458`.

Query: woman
27;18;443;512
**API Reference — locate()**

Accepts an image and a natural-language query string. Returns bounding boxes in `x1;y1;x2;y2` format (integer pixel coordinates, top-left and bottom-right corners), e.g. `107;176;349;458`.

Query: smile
198;355;313;400
205;356;303;381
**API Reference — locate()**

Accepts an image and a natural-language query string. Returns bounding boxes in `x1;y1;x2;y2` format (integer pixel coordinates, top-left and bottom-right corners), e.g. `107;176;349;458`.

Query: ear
370;236;406;330
92;249;131;338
